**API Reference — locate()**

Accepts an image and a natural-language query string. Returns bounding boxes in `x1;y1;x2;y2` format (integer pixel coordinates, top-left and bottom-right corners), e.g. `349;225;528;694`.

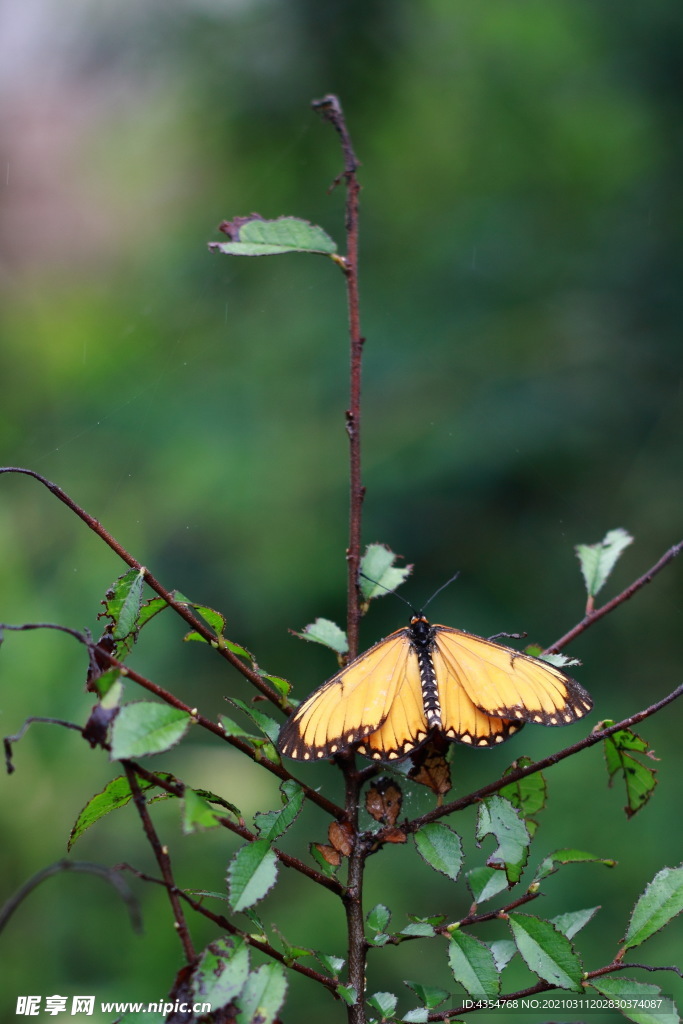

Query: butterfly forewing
277;628;413;760
356;652;429;760
433;627;593;726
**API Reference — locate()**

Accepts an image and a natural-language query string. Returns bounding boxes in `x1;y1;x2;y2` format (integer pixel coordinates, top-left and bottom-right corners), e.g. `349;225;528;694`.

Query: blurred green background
1;0;681;1020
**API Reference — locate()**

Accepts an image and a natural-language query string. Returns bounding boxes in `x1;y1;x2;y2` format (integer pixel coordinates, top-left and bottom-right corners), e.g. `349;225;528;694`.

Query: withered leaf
313;843;341;867
365;778;403;825
328;821;354;857
408;742;452;796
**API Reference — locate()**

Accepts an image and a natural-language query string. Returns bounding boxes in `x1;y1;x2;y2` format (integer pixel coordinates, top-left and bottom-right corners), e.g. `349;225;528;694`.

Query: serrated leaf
400;922;435;938
210;215;338;257
295;617;349;654
236;961;287;1024
183;788;223;834
219;714;259;742
500;759;547;819
549;906;600;939
624;865;683;950
476;795;529;885
92;668;123;701
359;543;412;601
316;952;345;977
466;866;509;904
337;984;357;1007
367;991;398;1016
590;977;678;1024
227;840;278;912
507;914;584;991
367;904;392;933
260;672;291;698
192;937;250;1007
534;848;616;882
254;781;304;842
402;1009;429;1024
604;724;658;817
448;931;500;1000
576;527;634;598
110;702;191;759
403;981;449;1010
100;568;146;641
68;772;176;850
414;822;463;881
229;698;281;744
488;939;517;972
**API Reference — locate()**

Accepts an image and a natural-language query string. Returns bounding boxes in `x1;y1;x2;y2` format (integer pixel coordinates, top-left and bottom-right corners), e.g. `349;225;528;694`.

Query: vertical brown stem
313;94;368;1024
312;95;364;661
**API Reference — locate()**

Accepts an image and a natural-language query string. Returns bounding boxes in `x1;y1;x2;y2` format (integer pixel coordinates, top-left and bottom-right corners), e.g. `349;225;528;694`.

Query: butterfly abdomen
409;616;443;731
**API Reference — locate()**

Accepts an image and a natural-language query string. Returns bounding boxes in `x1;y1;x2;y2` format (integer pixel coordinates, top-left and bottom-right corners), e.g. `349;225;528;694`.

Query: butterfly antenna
358;571;417;615
421;571;461;613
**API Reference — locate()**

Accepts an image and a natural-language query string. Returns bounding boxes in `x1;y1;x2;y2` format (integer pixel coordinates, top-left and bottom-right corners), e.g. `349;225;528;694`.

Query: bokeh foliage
1;1;681;1020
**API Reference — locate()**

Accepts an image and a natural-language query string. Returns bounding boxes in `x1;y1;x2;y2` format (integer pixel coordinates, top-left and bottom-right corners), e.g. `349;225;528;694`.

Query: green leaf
447;931;500;1000
507;914;583;991
549;906;600;939
260;672;291;698
400;922;436;937
182;788;223;833
359;544;412;600
210;215;338;257
403;981;449;1010
488;939;517;972
254;780;304;842
500;760;547;819
401;1009;429;1024
624;865;683;950
219;714;259;742
367;991;398;1017
110;702;191;759
229;698;281;745
414;822;463;881
603;724;658;817
191;936;250;1008
227;840;278;912
316;952;345;977
337;984;358;1007
476;795;530;885
310;843;341;878
590;977;678;1024
68;772;176;850
92;668;123;701
466;866;508;904
101;568;146;640
576;527;634;598
236;962;287;1024
367;904;392;933
295;617;348;654
534;848;616;882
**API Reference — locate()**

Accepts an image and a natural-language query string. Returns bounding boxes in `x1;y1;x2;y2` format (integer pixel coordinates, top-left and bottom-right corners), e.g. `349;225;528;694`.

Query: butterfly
277;615;592;762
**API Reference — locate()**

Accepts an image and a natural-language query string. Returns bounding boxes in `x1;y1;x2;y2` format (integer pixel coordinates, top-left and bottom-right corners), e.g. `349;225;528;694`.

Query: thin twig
546;539;683;653
402;682;683;833
0;466;282;708
128;761;345;897
0;860;142;935
0;620;344;820
117;863;341;995
122;762;195;963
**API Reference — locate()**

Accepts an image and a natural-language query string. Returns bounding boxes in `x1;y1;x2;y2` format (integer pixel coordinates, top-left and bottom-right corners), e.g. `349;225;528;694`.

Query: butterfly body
277;615;593;763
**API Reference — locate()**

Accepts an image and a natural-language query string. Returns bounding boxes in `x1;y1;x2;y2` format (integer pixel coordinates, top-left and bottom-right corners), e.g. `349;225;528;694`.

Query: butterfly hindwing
432;627;593;727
